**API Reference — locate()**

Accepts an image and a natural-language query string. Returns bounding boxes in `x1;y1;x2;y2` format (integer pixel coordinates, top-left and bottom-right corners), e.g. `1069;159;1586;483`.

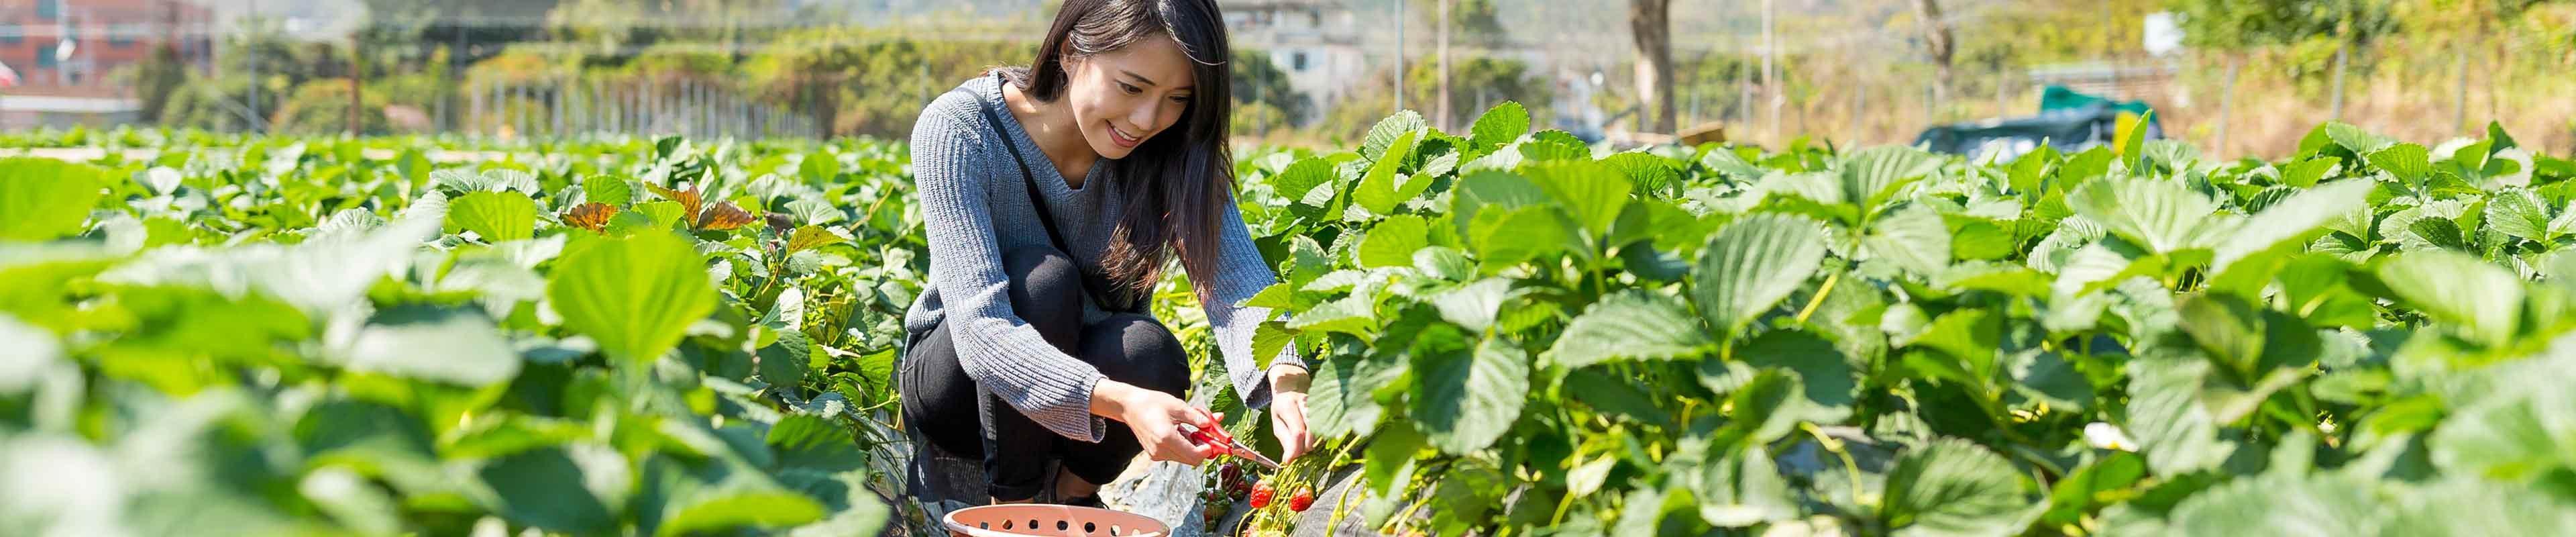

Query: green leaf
1839;146;1941;209
2116;111;2153;171
1286;296;1379;336
2214;179;2373;272
1602;151;1682;196
2389;479;2576;536
584;175;634;207
1353;130;1424;216
766;413;865;474
1412;246;1475;281
797;152;841;183
1362;110;1428;160
2065;177;2224;254
1413;335;1531;455
2168;473;2381;536
758;330;812;394
1308;352;1400;438
2326;121;2394;154
1426;278;1518;333
344;307;521;387
1470;101;1530;148
2428;388;2576;482
1251;321;1297;371
547;232;719;363
1701;147;1767;182
1450;170;1548;239
1691;213;1829;337
1470;206;1575;267
2370;143;2434;185
2280;156;2339;188
2373;251;2523;346
655;490;826;536
447;191;537;242
478;446;619;534
635;201;686;230
2485;188;2552;241
1699;444;1799;527
1525;160;1634;238
2176;294;2266;376
0;158;107;241
1549;290;1711;369
1701;330;1858;420
1862;204;1952;276
2125;356;2236;476
1269;157;1339;207
1882;439;2042;537
1357;215;1430;268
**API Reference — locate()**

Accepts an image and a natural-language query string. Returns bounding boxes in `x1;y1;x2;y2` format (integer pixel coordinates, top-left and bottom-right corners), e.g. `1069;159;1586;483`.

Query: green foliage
1231;102;2576;534
0;135;916;536
17;99;2576;536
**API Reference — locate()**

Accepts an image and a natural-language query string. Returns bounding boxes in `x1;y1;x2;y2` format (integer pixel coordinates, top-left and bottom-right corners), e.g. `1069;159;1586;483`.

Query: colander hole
979;522;990;529
1084;522;1097;534
1004;520;1014;530
1111;525;1123;535
1028;518;1039;530
1057;520;1070;531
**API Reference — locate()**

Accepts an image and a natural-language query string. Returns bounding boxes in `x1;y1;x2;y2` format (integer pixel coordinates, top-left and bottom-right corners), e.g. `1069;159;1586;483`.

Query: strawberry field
7;105;2576;536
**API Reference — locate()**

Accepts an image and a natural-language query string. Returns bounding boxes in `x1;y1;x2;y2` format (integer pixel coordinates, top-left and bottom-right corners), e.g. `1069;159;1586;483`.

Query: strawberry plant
1226;103;2576;535
9;103;2576;536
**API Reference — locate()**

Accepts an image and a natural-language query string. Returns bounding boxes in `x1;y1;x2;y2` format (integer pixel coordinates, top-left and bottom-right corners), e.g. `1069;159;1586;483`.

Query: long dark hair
998;0;1235;306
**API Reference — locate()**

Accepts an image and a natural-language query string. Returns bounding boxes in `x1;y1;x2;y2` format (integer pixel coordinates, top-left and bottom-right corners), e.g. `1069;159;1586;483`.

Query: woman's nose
1126;105;1161;136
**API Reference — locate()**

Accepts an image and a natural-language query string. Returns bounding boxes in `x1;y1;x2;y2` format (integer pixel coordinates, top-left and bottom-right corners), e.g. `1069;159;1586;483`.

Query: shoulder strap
972;77;1075;258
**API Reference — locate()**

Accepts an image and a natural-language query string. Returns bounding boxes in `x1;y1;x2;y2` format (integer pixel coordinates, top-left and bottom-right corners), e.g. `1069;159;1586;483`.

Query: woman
896;0;1312;507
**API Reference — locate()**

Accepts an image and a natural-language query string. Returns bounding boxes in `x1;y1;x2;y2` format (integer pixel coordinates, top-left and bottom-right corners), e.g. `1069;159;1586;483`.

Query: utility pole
1436;0;1450;130
348;34;362;136
1761;0;1778;142
248;0;261;132
1395;0;1406;113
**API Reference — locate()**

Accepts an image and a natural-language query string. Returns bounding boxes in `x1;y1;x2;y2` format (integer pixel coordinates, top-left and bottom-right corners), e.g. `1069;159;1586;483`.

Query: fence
460;75;816;141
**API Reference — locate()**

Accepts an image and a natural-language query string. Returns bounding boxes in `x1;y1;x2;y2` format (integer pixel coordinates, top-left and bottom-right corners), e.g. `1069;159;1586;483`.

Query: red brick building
0;0;213;97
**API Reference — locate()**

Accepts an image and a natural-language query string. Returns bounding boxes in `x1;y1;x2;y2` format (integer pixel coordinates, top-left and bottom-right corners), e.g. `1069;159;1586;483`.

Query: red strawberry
1289;489;1315;511
1249;483;1275;508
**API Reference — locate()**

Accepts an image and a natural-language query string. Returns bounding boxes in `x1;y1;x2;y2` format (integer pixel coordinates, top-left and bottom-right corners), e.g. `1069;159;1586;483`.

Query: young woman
896;0;1312;507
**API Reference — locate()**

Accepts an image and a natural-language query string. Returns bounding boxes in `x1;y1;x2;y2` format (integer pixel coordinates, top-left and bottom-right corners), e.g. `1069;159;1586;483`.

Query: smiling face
1059;36;1198;160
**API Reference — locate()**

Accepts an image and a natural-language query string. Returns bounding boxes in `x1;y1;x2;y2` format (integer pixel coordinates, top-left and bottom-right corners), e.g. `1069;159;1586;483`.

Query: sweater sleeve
1193;192;1307;410
911;104;1110;442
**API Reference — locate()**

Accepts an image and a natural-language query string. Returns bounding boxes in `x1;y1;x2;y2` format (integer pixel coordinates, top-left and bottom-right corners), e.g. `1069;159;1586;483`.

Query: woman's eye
1170;95;1191;105
1118;83;1142;95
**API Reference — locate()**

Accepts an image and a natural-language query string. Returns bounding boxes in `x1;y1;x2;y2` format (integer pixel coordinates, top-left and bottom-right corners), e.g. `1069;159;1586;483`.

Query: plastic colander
941;504;1170;537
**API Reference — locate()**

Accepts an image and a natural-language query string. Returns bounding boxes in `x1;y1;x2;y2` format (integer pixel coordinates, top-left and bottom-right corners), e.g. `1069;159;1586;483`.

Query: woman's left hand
1269;366;1314;463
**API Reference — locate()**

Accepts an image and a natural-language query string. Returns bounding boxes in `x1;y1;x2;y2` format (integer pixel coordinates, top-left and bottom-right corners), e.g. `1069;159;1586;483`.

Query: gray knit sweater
902;75;1305;442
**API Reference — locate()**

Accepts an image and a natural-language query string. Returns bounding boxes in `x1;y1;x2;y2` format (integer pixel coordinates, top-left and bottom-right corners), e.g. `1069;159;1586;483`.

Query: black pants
898;245;1191;502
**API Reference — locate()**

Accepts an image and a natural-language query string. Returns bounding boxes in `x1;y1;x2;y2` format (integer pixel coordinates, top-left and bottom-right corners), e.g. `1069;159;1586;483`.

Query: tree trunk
1437;0;1452;131
1628;0;1675;134
1912;0;1954;102
349;36;364;136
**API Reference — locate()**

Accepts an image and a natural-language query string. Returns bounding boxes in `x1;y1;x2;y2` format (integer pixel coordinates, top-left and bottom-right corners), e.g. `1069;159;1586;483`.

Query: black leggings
898;245;1191;502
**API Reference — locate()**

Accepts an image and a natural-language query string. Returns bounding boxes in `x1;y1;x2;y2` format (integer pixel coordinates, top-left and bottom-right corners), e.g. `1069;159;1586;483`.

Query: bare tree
1629;0;1675;134
1913;0;1955;101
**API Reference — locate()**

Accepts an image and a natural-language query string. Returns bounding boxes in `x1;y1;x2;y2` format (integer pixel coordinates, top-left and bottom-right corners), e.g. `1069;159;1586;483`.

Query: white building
1222;0;1368;125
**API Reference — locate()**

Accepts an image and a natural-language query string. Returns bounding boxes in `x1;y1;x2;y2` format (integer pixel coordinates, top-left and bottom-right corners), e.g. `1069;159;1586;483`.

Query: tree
1629;0;1675;134
131;44;187;124
1912;0;1955;101
1232;48;1310;126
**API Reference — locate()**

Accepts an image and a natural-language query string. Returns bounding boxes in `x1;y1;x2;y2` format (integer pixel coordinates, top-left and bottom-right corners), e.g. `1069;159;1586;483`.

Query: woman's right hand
1091;380;1224;466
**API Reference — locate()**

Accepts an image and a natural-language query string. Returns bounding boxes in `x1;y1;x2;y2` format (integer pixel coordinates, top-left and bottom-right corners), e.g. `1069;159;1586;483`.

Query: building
0;0;214;96
1222;0;1368;125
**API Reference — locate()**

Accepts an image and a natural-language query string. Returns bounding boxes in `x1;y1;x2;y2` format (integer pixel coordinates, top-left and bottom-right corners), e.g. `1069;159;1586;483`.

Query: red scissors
1177;423;1279;469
